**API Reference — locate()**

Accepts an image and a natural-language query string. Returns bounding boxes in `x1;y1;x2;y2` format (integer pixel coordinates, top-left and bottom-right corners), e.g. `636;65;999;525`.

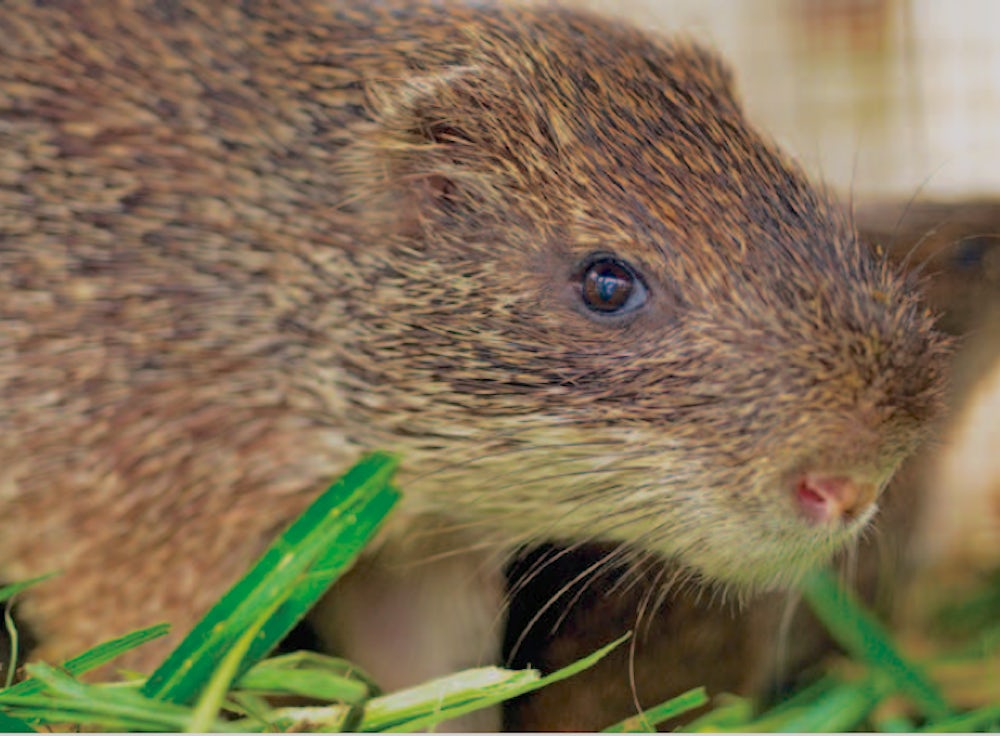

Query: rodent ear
339;67;504;239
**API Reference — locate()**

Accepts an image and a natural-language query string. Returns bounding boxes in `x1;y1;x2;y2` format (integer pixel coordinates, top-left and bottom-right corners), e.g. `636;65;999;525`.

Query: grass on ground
0;453;996;732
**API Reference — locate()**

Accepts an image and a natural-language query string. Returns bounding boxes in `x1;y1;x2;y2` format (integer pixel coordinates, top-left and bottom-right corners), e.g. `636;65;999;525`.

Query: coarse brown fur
0;0;948;705
504;199;997;731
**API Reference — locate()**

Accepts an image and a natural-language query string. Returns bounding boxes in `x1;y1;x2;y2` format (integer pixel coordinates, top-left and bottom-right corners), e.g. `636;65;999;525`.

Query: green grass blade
233;652;375;731
749;676;888;732
237;666;370;704
681;694;755;732
0;575;57;605
931;569;1000;638
919;703;1000;732
0;710;34;732
361;634;629;732
143;452;400;705
242;704;353;732
239;650;379;696
4;624;170;698
186;601;276;733
761;675;841;716
240;482;400;670
876;714;918;732
602;686;708;732
4;607;19;689
360;667;538;732
6;663;232;732
801;568;953;720
225;690;276;724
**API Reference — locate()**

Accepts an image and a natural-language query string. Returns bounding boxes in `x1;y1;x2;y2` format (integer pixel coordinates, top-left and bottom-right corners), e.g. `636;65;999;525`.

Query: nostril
794;473;876;525
795;476;838;524
796;478;827;509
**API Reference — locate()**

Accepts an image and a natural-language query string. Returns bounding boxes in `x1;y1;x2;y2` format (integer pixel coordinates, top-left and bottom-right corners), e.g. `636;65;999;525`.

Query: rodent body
0;0;947;709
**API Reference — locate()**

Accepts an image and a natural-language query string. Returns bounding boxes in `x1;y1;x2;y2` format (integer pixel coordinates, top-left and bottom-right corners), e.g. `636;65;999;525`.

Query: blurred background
578;0;1000;200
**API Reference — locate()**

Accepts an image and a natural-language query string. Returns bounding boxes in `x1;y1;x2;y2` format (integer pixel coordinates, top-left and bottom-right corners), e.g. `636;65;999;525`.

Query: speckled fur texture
504;200;998;731
1;0;947;706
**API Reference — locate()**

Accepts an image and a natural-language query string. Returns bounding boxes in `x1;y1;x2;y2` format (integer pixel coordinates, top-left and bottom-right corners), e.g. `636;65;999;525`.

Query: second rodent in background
0;0;949;725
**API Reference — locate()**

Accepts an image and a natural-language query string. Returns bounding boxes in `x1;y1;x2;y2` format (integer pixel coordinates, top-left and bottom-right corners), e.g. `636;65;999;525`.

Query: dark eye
578;255;648;315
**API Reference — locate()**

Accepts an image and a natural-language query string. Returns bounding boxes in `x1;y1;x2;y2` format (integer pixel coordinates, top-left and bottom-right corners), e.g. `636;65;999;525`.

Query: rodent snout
793;472;878;525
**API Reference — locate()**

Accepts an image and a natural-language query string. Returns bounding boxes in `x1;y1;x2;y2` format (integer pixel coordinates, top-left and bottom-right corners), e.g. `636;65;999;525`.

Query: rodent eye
578;255;648;315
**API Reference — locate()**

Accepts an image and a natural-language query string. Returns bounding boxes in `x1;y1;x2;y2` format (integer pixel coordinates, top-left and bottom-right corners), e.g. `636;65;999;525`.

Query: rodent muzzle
793;472;878;525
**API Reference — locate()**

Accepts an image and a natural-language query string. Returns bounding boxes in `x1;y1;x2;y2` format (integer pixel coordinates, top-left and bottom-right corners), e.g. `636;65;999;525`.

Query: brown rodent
504;199;999;731
0;0;948;710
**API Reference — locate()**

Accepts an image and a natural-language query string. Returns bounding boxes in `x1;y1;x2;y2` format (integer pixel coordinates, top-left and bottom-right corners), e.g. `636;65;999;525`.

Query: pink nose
794;473;878;524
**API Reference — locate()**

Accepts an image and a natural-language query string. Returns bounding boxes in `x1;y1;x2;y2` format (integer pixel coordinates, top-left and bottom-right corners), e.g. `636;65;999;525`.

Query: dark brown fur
0;0;947;701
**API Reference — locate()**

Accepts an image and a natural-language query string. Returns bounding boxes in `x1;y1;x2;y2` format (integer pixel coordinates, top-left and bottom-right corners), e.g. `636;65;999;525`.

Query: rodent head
332;5;950;591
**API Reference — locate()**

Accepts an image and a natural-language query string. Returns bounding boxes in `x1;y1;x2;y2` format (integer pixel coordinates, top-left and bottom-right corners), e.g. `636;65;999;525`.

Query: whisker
632;558;673;640
548;543;641;633
503;514;671;663
393;534;513;570
889;162;949;269
504;514;653;610
505;551;612;664
773;588;803;694
650;562;699;616
627;608;645;725
900;216;954;271
908;228;1000;283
